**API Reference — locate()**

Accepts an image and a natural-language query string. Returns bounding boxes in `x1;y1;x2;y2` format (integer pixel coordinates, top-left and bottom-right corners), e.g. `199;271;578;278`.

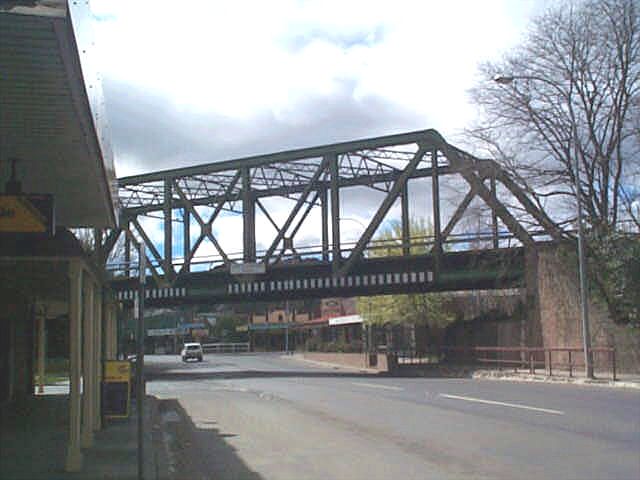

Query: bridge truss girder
103;129;563;289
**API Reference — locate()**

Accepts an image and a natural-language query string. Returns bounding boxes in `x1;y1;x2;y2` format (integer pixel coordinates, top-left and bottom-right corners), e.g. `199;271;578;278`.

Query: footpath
471;368;640;389
0;384;168;480
288;353;640;389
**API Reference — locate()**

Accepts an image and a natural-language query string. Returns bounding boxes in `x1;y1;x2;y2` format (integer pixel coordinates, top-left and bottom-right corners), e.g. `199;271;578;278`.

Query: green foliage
303;337;363;353
357;218;455;328
588;233;640;327
211;314;248;342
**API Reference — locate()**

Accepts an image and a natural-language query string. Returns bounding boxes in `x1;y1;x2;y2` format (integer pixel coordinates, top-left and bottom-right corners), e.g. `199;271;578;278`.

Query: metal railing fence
201;342;250;354
389;346;617;381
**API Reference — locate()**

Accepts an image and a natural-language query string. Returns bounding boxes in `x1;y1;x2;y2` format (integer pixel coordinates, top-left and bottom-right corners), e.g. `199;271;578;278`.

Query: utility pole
136;246;146;480
573;128;594;379
284;300;290;354
494;74;594;379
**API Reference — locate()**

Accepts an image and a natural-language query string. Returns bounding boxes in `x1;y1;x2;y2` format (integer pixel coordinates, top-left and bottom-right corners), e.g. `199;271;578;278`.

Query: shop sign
147;328;176;337
0;194;54;234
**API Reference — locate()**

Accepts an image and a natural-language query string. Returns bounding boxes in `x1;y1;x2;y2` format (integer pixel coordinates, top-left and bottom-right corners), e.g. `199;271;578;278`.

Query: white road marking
439;393;564;415
352;382;404;391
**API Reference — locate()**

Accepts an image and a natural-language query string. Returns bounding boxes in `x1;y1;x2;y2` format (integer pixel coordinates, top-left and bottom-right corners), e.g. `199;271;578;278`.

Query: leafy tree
468;0;640;324
357;218;454;329
210;313;248;342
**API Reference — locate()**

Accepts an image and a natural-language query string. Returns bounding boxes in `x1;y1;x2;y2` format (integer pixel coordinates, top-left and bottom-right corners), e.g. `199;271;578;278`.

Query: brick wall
536;244;640;373
301;352;388;372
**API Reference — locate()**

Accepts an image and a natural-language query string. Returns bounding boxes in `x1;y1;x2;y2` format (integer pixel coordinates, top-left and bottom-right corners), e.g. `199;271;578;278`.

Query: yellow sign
104;360;131;382
0;195;52;234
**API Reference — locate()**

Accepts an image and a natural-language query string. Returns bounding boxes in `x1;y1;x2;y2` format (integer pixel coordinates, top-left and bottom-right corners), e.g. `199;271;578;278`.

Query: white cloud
90;0;552;258
91;0;543;168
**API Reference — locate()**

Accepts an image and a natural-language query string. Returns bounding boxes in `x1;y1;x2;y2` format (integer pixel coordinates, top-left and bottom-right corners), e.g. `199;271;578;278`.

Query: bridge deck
112;247;525;306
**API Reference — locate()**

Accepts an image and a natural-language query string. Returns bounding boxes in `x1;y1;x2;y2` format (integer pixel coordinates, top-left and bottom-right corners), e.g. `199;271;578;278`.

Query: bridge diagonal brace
438;187;477;246
289;190;320;240
100;228;122;264
130;217;176;279
462;171;533;247
263;157;329;262
443;147;534;247
173;182;230;267
204;171;242;230
124;227;166;286
493;166;564;241
338;143;428;276
256;199;281;232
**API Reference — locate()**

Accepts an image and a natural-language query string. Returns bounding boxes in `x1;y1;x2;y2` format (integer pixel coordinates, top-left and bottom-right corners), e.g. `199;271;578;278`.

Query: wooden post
65;261;83;472
37;308;45;394
81;280;94;448
93;287;103;431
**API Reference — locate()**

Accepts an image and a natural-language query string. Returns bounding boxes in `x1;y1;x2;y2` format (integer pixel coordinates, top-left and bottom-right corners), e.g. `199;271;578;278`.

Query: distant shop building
247;298;362;352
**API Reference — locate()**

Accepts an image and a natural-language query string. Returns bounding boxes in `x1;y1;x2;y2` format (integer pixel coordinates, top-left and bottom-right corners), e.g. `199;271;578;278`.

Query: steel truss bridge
100;129;563;306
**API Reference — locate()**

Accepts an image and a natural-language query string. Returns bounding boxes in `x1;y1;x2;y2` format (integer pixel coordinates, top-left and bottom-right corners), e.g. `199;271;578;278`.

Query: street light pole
494;74;594;379
284;300;289;354
136;245;146;480
573;129;594;379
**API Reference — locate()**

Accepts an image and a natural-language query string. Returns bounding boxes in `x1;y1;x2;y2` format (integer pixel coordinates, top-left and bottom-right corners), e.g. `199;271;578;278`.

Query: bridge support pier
524;246;546;351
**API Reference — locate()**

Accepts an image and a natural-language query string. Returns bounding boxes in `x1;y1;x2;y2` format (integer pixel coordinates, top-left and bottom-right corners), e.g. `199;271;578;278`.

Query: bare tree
468;0;639;234
467;0;640;325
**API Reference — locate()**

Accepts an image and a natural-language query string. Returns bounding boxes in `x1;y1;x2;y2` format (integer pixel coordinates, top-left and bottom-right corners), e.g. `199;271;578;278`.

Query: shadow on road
145;360;475;382
158;398;263;480
146;367;385;382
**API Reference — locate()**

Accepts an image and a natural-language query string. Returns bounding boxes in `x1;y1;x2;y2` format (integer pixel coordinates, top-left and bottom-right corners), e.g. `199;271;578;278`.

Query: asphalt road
146;353;640;480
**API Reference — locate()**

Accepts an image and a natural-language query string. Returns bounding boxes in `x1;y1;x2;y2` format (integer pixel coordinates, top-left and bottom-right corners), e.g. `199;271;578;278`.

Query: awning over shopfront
1;2;119;474
249;322;290;331
329;315;363;326
0;1;117;228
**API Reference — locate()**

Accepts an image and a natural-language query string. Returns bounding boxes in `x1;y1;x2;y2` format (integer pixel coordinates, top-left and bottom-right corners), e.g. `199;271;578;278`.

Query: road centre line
439;393;564;415
352;382;404;391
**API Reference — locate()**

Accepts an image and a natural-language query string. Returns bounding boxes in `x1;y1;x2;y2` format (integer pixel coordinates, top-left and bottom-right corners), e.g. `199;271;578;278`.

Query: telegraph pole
284;300;290;354
136;246;146;479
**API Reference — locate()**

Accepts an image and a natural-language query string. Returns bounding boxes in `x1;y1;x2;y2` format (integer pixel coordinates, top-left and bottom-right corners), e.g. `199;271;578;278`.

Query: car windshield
186;345;200;350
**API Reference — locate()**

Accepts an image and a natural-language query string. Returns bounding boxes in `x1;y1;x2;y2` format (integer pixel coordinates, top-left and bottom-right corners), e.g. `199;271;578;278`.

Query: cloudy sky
90;0;556;178
88;0;557;263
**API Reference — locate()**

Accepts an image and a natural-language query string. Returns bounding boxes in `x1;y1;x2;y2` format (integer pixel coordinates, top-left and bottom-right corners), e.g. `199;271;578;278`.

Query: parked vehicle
181;342;203;362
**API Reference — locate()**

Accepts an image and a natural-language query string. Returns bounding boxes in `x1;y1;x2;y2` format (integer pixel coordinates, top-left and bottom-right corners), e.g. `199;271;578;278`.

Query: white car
181;342;203;362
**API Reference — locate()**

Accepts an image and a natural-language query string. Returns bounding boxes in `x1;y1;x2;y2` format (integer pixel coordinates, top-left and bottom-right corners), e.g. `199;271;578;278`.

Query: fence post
568;350;572;378
547;350;552;376
529;352;534;374
612;349;617;382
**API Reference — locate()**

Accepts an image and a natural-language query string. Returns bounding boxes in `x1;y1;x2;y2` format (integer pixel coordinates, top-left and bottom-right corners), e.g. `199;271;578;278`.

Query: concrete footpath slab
282;353;382;374
284;354;640;389
472;369;640;389
0;392;168;480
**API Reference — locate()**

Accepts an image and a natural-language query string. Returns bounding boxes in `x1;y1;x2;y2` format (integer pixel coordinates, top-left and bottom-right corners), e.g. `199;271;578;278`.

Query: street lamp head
493;74;514;85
